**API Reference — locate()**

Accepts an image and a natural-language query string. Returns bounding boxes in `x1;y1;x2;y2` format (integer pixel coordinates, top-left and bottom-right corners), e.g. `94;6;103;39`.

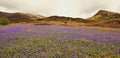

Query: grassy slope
1;10;120;28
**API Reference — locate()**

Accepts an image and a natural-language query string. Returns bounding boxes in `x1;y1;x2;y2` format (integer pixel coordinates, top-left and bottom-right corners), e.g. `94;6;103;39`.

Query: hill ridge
0;11;44;23
0;10;120;28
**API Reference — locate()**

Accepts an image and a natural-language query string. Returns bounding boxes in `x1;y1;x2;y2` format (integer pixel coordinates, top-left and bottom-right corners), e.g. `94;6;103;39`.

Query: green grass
0;35;120;58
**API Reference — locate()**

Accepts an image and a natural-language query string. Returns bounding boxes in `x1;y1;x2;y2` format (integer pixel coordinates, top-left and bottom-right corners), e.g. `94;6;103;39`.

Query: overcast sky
0;0;120;18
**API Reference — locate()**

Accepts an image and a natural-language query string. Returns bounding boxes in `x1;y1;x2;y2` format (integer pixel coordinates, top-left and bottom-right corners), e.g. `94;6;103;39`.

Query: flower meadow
0;24;120;58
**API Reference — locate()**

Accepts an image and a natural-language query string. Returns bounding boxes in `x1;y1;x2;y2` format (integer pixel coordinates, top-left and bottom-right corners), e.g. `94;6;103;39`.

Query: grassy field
0;24;120;58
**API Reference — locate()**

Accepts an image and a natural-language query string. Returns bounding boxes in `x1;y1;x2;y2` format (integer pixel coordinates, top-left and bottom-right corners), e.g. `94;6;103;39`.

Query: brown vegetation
0;11;44;23
0;10;120;28
88;10;120;28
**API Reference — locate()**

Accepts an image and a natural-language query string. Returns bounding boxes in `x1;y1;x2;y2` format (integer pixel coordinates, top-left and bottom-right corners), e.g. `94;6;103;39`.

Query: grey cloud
0;0;120;18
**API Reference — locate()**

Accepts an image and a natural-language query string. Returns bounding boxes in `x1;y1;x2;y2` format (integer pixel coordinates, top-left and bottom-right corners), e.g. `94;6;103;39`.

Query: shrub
64;21;67;24
0;18;10;26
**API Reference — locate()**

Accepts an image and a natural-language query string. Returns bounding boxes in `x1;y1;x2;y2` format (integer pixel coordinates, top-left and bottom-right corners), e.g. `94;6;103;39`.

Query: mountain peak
97;10;109;13
89;10;120;20
95;10;118;16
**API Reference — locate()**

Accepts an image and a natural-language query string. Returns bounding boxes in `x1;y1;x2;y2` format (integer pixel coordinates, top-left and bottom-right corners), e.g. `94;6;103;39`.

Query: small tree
0;18;10;26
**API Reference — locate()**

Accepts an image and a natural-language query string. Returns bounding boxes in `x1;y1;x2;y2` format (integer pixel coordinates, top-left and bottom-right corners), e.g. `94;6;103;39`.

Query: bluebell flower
71;56;77;58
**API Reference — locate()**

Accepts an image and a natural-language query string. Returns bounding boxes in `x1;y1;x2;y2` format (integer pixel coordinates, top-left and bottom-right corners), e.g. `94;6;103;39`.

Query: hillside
0;10;120;28
0;11;44;23
88;10;120;20
87;10;120;28
42;16;92;23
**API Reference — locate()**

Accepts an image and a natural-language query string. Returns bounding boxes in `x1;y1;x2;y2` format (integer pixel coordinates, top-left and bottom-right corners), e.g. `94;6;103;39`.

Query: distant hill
87;10;120;28
88;10;120;20
0;11;44;23
42;16;92;23
0;10;120;28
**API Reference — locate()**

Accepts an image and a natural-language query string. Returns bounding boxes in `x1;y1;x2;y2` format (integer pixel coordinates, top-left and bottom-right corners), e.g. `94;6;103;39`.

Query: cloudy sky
0;0;120;18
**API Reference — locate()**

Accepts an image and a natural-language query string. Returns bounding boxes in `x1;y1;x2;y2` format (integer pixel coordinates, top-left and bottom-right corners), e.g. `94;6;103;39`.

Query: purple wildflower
71;56;77;58
8;42;13;46
0;45;2;49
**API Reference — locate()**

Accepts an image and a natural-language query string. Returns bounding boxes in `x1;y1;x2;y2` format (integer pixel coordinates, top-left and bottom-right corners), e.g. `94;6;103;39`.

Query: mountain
42;16;92;23
88;10;120;20
88;10;120;28
0;11;44;23
0;10;120;28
